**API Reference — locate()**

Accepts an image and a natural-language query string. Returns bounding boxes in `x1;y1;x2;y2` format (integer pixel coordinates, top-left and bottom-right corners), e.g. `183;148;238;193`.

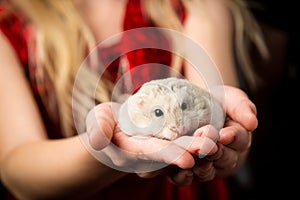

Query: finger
168;169;194;186
86;103;116;150
211;144;238;170
218;120;252;152
205;143;224;161
224;86;258;131
173;135;218;158
193;160;215;182
113;132;196;169
193;124;220;142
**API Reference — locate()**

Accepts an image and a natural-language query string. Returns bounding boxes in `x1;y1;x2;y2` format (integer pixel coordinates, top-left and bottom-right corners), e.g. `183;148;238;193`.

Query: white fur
118;77;225;140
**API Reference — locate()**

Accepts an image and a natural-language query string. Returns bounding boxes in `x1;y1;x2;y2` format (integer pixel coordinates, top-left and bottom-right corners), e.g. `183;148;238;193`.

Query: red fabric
0;5;62;139
99;0;175;93
0;1;230;200
101;0;186;93
121;0;172;90
0;6;29;67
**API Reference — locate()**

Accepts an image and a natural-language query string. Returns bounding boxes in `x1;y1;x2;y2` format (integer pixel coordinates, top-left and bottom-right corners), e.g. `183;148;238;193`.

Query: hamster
118;77;225;140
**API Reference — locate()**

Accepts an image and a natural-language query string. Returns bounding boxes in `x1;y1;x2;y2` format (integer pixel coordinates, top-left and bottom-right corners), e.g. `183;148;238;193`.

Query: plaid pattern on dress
0;1;230;199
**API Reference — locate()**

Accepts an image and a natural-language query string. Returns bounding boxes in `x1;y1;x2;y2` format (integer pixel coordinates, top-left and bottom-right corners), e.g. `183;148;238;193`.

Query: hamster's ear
136;96;145;107
129;94;147;109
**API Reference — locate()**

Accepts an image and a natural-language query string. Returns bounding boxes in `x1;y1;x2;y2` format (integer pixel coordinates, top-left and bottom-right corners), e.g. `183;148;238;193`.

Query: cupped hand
86;102;219;173
136;124;220;185
86;102;117;150
164;86;257;184
192;86;256;181
192;121;252;182
219;85;258;132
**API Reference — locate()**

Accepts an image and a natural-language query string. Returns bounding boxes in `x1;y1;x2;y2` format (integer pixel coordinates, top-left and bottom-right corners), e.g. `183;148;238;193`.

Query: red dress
0;1;229;199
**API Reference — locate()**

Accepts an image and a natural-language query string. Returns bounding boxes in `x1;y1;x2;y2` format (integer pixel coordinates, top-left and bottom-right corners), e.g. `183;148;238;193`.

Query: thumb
86;102;118;150
224;86;258;131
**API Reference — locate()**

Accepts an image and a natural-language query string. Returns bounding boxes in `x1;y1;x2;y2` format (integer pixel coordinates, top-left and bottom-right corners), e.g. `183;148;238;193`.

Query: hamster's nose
170;125;184;136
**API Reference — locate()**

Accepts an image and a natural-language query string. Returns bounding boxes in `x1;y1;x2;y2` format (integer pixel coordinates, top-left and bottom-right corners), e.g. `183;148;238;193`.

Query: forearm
0;134;126;200
183;0;239;88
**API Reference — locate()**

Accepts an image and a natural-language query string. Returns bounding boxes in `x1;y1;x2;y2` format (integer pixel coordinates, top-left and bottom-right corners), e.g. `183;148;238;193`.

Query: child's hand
86;102;218;172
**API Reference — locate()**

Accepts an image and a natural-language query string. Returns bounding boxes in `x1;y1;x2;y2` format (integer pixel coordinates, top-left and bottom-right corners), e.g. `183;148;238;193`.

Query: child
0;0;261;199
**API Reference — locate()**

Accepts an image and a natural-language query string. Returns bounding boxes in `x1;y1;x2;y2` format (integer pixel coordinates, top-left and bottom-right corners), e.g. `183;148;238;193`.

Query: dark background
230;1;300;199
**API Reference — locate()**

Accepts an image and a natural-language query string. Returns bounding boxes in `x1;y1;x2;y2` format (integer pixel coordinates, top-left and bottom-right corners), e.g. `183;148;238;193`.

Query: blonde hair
5;0;114;136
228;0;268;87
3;0;266;137
144;0;268;88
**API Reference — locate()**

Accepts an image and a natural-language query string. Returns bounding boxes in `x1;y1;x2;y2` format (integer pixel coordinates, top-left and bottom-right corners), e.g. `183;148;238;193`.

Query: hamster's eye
181;102;187;110
154;109;164;117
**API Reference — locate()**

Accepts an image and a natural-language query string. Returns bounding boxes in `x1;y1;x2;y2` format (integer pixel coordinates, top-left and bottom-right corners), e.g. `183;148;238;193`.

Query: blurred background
229;0;300;199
